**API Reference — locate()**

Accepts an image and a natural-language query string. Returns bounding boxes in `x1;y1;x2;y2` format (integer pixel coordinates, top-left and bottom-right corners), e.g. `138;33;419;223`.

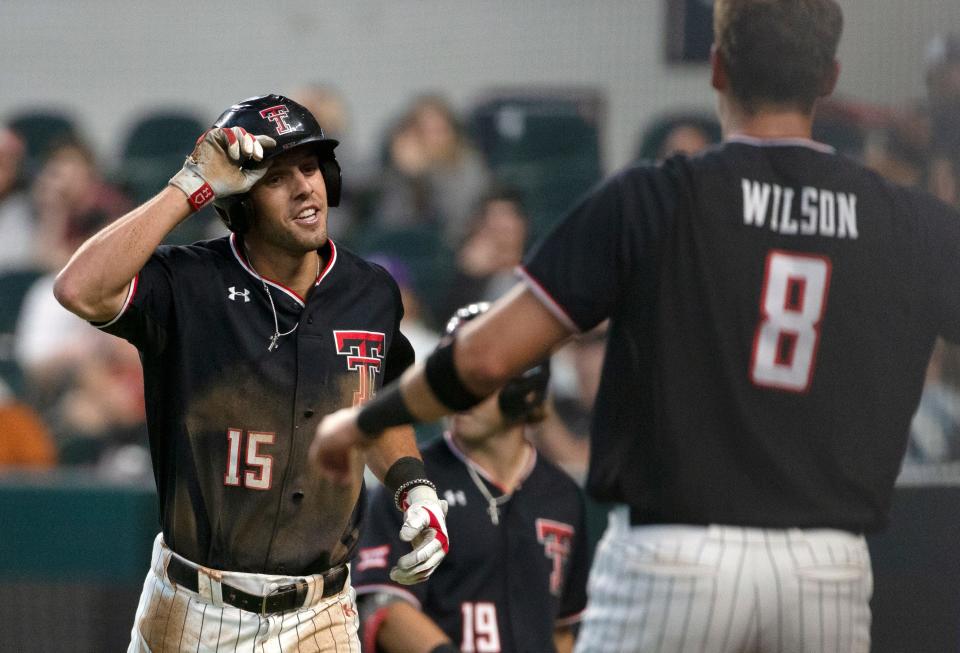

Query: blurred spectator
373;94;491;246
374;113;434;228
365;253;440;362
440;187;529;321
0;377;56;469
532;323;608;484
290;83;373;239
657;121;714;159
635;113;720;163
864;120;928;188
0;127;37;271
31;138;131;271
925;33;960;207
16;138;133;398
55;335;149;479
11;137;145;472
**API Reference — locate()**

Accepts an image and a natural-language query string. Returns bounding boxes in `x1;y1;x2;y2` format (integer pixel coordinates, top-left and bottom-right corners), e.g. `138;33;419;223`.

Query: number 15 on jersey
750;250;832;393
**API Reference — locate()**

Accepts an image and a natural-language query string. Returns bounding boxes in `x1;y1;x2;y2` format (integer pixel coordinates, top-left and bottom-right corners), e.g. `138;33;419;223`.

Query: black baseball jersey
98;233;414;574
354;434;589;653
522;136;960;533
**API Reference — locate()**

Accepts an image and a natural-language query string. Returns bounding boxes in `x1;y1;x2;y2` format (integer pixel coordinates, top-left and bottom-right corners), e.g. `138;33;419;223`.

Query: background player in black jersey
53;94;449;652
353;303;589;653
313;0;960;651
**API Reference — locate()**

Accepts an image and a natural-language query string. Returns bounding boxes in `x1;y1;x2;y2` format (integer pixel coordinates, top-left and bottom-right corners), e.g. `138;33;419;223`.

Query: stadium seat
467;89;604;239
6;109;78;183
117;110;206;204
356;224;455;320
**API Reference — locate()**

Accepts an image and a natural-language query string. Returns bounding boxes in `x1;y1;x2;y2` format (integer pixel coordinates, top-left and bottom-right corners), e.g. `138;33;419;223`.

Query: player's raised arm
53;126;275;323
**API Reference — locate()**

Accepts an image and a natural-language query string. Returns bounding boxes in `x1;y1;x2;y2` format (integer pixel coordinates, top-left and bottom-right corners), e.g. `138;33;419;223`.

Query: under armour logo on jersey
444;489;467;507
228;286;251;302
259;105;296;135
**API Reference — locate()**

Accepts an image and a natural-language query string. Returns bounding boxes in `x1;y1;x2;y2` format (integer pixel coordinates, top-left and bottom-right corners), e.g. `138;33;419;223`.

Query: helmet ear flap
214;196;255;233
319;158;342;207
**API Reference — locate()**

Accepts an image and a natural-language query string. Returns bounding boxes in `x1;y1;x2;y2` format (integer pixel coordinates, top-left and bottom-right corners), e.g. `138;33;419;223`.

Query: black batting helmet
445;302;551;423
211;94;341;233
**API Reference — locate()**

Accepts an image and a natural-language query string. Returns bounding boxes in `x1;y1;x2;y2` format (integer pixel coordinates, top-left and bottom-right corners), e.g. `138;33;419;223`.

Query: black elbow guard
424;337;485;412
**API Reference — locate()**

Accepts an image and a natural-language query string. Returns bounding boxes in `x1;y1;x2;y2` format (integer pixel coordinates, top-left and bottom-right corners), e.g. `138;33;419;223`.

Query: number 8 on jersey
750;250;832;392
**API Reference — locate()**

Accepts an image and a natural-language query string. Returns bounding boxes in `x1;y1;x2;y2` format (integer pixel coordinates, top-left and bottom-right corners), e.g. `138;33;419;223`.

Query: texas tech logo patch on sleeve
536;518;574;596
334;331;385;406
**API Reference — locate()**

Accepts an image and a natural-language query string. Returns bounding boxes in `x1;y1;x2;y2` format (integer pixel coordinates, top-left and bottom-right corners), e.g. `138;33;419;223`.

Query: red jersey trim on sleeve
93;274;139;329
352;583;421;609
516;266;581;333
555;608;585;627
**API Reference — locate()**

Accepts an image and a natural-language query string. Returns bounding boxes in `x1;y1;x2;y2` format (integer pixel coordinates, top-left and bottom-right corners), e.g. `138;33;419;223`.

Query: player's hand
390;484;450;585
168;127;277;211
309;407;366;485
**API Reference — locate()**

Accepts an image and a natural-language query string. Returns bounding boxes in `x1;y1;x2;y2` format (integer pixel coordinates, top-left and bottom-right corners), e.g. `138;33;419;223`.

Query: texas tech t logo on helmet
259;105;296;135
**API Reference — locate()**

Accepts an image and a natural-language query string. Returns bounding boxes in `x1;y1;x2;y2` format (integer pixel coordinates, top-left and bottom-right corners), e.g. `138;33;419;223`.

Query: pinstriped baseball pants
128;534;360;653
574;507;872;653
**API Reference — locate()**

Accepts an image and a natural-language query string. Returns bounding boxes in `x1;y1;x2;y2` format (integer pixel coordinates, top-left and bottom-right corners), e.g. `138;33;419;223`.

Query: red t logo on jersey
334;331;385;406
259;104;296;135
536;519;574;596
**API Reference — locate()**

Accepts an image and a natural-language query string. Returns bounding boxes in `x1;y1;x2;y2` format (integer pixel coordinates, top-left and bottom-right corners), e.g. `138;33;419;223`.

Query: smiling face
247;145;329;254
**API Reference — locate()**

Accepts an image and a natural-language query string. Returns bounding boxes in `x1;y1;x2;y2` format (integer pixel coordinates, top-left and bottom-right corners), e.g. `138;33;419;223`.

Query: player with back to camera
53;94;449;652
353;302;590;653
312;1;960;651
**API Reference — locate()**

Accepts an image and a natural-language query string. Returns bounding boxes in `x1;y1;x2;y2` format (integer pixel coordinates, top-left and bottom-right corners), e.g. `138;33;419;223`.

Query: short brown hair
714;0;843;113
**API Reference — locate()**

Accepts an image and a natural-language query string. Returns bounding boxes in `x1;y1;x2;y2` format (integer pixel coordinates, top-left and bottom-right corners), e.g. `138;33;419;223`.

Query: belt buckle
261;581;303;616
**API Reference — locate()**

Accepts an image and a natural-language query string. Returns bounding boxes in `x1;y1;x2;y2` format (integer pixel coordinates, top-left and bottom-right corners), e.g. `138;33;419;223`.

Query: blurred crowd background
1;32;959;484
0;1;959;648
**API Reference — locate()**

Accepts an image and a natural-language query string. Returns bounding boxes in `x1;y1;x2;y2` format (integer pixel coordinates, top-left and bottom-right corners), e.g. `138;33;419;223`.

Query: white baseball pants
574;507;872;653
128;534;360;653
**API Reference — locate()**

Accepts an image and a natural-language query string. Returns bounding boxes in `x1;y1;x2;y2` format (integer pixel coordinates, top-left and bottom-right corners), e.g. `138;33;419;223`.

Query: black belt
165;555;348;616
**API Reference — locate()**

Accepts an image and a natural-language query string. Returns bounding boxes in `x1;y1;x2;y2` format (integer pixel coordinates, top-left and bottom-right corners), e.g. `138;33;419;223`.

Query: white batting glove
168;127;277;211
390;485;450;585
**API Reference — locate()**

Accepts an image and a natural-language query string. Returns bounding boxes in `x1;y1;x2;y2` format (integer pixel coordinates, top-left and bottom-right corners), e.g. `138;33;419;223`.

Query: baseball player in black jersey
353;303;590;653
312;1;960;652
54;94;449;652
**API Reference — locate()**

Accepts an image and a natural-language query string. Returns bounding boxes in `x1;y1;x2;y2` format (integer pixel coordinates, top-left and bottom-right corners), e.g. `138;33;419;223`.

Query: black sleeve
521;164;676;332
384;331;415;385
376;261;416;384
917;194;960;343
557;491;591;624
93;246;179;356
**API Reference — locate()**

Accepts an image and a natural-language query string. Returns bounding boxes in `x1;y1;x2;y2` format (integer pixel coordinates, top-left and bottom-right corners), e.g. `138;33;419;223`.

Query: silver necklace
245;246;319;352
465;463;512;526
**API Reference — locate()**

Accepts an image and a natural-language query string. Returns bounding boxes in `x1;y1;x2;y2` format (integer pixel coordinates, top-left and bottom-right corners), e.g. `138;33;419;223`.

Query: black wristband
424;338;485;412
356;383;417;438
428;644;460;653
383;456;427;496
